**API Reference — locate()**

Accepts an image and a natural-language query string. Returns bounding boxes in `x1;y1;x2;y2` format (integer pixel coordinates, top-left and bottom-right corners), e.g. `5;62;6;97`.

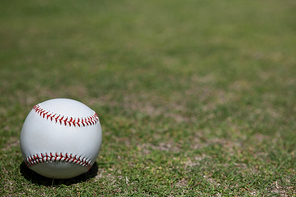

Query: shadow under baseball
20;161;99;186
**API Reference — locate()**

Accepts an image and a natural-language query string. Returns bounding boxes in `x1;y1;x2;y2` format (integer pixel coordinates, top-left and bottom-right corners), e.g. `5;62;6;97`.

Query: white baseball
20;98;102;179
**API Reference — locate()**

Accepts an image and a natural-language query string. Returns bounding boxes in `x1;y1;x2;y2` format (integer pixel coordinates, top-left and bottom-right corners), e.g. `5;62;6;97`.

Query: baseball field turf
1;0;296;196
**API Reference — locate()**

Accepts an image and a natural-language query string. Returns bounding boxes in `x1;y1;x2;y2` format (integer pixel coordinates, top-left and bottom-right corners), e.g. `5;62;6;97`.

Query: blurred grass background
1;0;296;196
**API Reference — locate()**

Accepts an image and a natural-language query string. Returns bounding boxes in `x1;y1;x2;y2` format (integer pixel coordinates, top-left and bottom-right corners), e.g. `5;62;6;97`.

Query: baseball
20;98;102;179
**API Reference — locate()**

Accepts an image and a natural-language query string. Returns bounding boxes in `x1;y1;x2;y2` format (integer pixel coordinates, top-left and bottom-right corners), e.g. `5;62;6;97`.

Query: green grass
1;0;296;196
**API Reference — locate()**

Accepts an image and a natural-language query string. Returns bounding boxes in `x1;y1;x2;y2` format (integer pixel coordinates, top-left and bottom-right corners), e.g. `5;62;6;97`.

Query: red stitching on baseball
25;153;92;170
33;104;99;127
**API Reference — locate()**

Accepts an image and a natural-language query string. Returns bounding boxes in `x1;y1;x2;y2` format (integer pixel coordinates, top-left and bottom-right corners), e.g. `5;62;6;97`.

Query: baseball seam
33;104;99;127
25;153;92;170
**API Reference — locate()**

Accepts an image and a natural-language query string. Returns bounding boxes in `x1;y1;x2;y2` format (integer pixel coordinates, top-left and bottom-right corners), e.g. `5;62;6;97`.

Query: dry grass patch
2;136;19;151
268;180;295;196
137;142;182;155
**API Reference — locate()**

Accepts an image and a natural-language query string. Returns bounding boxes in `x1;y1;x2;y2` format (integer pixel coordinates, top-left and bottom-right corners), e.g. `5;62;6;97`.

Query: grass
1;0;296;196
